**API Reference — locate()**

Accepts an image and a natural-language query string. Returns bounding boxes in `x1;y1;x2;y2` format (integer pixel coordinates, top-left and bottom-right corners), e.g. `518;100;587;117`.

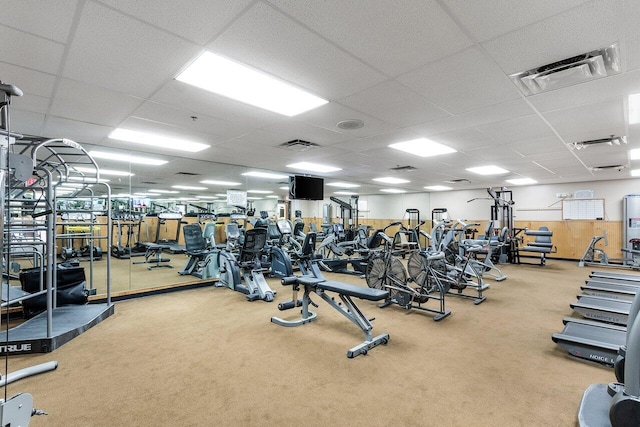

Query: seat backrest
535;226;552;245
239;228;268;263
226;223;240;239
300;232;317;257
183;224;206;252
276;219;292;235
367;230;384;249
293;221;305;236
267;224;281;240
202;222;216;247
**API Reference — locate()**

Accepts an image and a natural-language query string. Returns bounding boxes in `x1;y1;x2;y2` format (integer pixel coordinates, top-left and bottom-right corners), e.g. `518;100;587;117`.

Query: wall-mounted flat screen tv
289;175;324;200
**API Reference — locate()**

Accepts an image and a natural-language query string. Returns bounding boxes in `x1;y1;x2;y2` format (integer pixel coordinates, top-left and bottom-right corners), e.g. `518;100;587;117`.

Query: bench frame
271;276;390;358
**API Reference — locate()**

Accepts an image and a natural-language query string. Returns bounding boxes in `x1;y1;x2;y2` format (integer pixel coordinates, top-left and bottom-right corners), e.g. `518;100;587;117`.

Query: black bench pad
520;245;552;253
317;281;388;301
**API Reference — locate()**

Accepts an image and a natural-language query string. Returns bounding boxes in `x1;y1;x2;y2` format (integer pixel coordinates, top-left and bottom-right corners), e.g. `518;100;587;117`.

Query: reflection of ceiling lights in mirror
247;190;273;194
380;188;406;193
149;189;179;194
176;51;328;117
326;182;360;188
171;185;207;190
108;128;210;152
266;195;279;198
68;176;110;183
89;150;168;165
242;171;288;179
506;177;537;185
74;166;133;176
629;93;640;124
424;185;452;191
631;169;640;177
466;165;509;175
334;191;358;195
286;162;341;173
196;196;218;199
373;177;410;184
200;180;241;186
389;138;456;157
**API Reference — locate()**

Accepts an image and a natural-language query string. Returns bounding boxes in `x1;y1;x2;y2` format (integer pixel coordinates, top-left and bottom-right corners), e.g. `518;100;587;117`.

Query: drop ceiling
2;0;640;199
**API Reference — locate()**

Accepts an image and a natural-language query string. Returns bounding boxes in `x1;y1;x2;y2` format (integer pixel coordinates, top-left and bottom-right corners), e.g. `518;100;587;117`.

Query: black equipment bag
19;262;88;316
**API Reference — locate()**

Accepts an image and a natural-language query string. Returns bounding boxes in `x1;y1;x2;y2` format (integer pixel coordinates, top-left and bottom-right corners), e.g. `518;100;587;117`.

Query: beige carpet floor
1;259;621;426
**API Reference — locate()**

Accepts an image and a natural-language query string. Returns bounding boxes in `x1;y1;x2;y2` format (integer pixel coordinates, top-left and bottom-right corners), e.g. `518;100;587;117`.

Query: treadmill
581;280;638;302
590;270;640;282
571;295;632;325
553;292;640;367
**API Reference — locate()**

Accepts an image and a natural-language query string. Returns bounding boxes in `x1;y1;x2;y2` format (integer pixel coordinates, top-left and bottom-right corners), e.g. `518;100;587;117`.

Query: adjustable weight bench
271;276;390;358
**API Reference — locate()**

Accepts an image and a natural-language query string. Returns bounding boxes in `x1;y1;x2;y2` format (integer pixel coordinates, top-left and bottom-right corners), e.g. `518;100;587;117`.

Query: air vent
510;43;620;96
590;164;628;172
444;178;471;184
389;165;417;172
175;171;200;176
569;135;627;150
279;139;319;152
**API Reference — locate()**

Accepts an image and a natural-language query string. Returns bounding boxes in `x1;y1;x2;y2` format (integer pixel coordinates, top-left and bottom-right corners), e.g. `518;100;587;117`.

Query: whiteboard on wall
562;199;604;220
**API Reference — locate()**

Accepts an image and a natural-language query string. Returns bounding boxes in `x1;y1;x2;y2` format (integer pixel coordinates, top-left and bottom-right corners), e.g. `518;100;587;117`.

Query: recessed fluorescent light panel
380;188;407;193
632;169;640;177
466;165;510;175
68;176;110;183
506;178;538;185
279;186;289;190
424;185;452;191
247;196;263;200
266;195;279;198
200;180;242;186
74;166;133;177
326;182;360;188
247;190;273;194
286;162;341;173
196;196;218;199
242;171;289;179
373;177;410;184
389;138;456;157
89;150;168;166
630;93;640;125
176;51;328;117
149;189;179;194
171;185;207;190
334;191;358;195
108;128;210;153
630;148;640;160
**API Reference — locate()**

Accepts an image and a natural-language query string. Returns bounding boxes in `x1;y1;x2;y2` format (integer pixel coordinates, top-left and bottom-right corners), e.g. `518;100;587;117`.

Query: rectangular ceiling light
196;196;218;199
89;150;168;165
200;180;241;186
171;185;207;190
176;51;328;117
506;177;538;185
630;148;640;160
424;185;452;191
149;189;179;194
373;177;410;184
334;191;358;195
629;93;640;125
74;166;133;177
68;176;110;183
286;162;341;173
242;171;288;179
247;190;273;194
266;195;279;198
326;182;360;188
389;138;456;157
632;169;640;177
466;165;509;175
109;128;210;153
380;188;407;193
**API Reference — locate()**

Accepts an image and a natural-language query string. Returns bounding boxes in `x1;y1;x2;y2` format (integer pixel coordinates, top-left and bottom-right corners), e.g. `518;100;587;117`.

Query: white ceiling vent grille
590;164;628;172
568;135;627;150
389;165;417;172
279;139;319;152
510;43;620;96
444;178;471;184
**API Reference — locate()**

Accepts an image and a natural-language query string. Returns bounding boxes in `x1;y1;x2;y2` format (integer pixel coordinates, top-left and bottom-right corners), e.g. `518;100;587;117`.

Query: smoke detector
510;43;620;96
337;119;364;130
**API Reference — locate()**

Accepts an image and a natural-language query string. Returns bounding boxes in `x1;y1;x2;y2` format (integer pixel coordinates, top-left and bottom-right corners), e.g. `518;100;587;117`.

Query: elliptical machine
214;227;276;302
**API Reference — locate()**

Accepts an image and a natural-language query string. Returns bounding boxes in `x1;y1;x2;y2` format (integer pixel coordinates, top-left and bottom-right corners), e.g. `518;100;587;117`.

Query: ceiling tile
261;119;351;146
63;1;200;98
0;25;64;74
267;0;472;76
10;110;45;137
296;102;399;138
398;46;521;114
542;98;626;140
442;0;592;42
0;63;56;98
0;0;78;43
41;116;112;144
506;136;565;157
210;2;386;100
50;78;142;127
476;114;555;144
340;80;450;127
12;94;49;115
623;0;640;71
100;0;252;44
482;0;622;75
